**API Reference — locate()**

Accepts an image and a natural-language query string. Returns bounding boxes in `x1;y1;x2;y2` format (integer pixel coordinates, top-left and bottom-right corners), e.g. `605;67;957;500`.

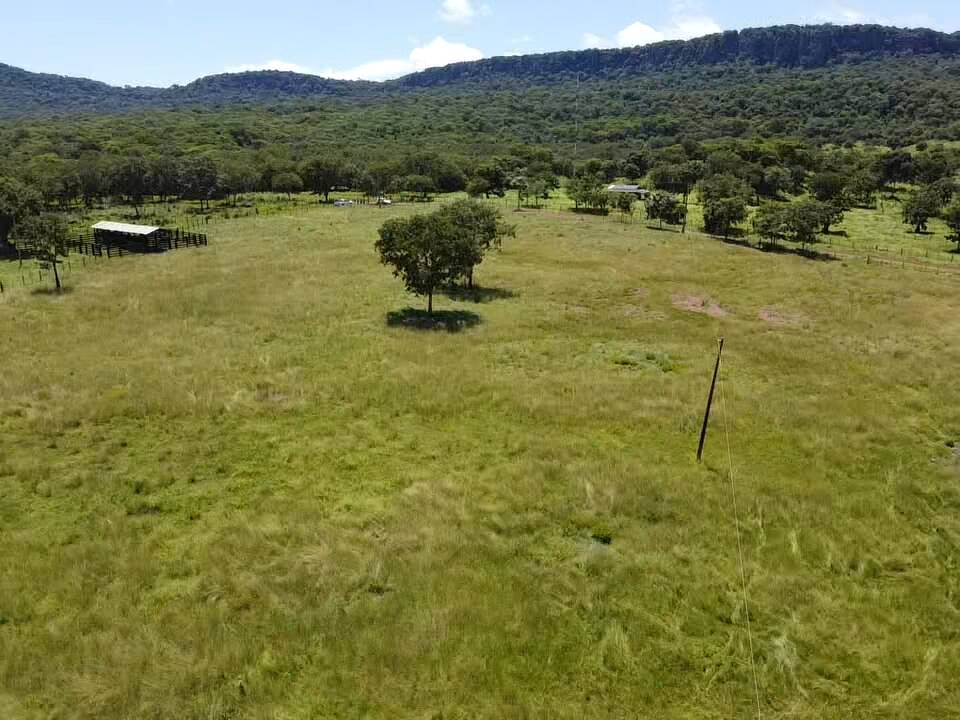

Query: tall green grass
1;202;958;718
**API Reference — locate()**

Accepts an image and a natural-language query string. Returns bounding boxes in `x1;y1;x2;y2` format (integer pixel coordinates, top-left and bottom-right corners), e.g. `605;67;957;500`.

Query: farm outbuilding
607;184;649;199
82;221;208;256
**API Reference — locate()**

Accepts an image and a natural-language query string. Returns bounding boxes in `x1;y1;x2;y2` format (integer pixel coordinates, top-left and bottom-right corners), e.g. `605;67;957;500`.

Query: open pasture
1;203;959;719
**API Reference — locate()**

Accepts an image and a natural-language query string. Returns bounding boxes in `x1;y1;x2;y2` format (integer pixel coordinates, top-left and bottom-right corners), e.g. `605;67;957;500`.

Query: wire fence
6;193;959;294
0;253;101;294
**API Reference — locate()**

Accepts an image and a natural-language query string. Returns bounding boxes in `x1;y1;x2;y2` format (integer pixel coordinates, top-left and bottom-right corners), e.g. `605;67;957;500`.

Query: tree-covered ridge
3;24;960;119
396;24;960;88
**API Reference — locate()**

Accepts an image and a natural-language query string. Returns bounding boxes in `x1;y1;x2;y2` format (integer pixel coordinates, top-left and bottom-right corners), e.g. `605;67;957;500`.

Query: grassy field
1;201;959;719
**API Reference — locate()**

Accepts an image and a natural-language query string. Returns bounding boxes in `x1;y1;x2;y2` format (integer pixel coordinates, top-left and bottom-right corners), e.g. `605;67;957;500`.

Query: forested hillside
2;24;960;150
3;22;960;222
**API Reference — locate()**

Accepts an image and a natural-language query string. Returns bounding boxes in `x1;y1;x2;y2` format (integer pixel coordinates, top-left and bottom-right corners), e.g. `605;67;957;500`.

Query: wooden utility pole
697;338;725;463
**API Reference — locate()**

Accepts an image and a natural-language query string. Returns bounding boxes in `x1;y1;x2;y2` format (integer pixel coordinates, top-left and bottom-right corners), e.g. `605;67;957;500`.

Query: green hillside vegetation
4;25;960;148
2;202;959;718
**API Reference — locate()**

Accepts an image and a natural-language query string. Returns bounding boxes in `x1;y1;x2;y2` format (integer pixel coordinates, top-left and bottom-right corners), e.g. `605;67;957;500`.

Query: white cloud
582;32;609;49
320;37;484;81
225;59;316;74
439;0;491;24
813;3;866;23
810;4;941;28
226;37;484;83
616;15;722;47
410;36;484;68
666;16;723;39
321;59;415;82
616;22;665;47
587;10;722;50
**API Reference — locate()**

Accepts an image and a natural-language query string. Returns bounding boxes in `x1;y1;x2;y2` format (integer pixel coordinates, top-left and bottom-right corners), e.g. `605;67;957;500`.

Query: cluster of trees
635;140;960;240
901;180;959;238
753;200;843;250
0;143;584;215
1;150;479;214
3;125;960;278
376;200;515;313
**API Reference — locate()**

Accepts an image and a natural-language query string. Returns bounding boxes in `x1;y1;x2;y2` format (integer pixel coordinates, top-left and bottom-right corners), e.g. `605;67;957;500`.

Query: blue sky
5;0;960;86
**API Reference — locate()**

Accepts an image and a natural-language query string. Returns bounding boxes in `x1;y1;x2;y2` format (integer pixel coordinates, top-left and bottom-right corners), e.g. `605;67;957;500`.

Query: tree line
3;137;959;264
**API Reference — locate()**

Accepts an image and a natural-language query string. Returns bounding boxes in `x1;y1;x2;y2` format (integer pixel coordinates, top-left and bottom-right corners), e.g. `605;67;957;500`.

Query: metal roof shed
92;221;171;253
607;184;649;198
92;221;161;236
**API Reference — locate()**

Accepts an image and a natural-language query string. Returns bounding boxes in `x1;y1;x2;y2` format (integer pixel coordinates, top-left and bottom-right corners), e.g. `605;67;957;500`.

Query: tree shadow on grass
31;286;74;296
717;236;839;262
758;242;839;262
441;285;518;304
386;308;483;333
717;235;754;250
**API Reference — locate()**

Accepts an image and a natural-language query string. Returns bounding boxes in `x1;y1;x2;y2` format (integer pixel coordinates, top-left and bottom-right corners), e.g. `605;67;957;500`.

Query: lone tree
781;201;824;250
376;213;474;314
434;200;515;287
649;161;703;205
612;192;636;222
111;156;151;217
566;174;608;212
402;174;438;202
14;214;69;292
376;201;513;313
810;172;849;204
815;200;846;234
753;203;787;248
902;189;941;234
0;177;41;258
272;171;303;200
301;156;345;203
700;174;751;239
180;155;222;211
644;191;687;231
943;201;960;251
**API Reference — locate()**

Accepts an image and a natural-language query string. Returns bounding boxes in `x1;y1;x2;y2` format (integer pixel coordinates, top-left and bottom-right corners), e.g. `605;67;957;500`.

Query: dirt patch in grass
672;294;729;318
759;307;809;327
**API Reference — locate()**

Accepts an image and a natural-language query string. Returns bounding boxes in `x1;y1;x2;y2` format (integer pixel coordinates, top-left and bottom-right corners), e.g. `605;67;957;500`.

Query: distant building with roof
607;184;649;199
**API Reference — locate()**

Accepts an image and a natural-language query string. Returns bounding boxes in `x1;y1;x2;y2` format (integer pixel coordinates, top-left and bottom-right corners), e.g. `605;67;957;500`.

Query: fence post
697;338;725;463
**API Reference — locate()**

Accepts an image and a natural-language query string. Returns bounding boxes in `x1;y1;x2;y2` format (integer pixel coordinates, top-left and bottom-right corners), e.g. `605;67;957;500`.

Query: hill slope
3;24;960;118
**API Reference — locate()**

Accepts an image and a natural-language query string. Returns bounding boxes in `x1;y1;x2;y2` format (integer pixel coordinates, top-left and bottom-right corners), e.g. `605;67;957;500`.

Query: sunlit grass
1;202;959;718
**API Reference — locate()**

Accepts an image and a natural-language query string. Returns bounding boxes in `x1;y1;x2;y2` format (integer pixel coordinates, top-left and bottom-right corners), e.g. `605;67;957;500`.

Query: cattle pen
67;221;209;257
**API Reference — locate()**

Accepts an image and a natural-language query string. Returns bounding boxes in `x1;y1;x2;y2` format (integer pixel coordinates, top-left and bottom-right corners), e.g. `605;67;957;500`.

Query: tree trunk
0;220;15;258
53;261;61;292
427;291;433;315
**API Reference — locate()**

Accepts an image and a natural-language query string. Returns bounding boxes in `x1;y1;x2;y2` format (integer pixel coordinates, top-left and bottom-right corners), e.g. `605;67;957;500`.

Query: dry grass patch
672;293;731;318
